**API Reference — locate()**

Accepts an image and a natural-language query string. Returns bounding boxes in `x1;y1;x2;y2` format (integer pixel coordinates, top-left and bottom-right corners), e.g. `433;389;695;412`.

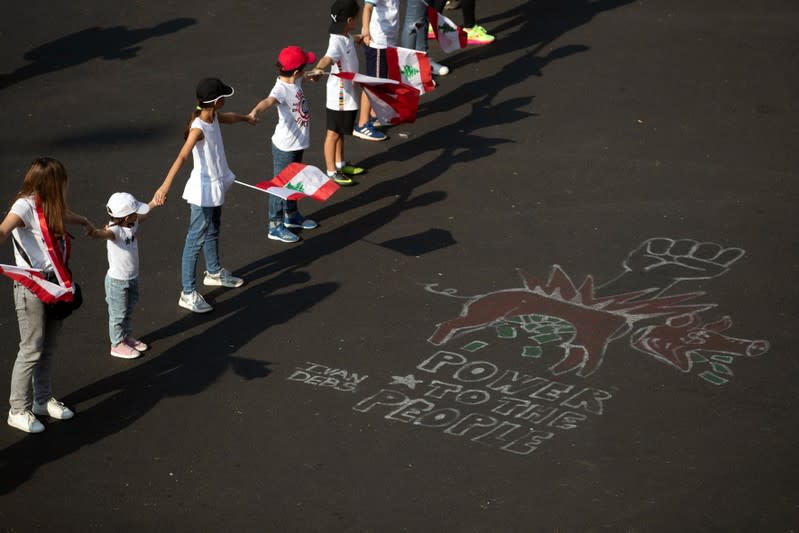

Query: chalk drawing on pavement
425;238;770;383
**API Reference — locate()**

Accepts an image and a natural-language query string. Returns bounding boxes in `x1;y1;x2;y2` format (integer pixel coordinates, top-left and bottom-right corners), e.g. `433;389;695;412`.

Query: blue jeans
105;275;139;345
269;143;303;225
401;0;429;52
9;282;62;412
181;204;222;293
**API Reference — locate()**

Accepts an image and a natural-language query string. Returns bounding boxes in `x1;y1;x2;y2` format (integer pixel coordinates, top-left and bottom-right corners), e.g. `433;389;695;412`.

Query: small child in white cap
88;192;157;359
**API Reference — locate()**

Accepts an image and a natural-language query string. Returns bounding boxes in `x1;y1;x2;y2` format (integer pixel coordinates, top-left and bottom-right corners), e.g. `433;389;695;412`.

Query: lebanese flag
254;163;339;201
0;264;74;304
427;7;467;53
335;72;420;124
386;46;435;94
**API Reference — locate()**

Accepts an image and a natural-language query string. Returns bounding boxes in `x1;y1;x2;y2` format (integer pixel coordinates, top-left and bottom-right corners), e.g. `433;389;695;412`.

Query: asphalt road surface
0;1;797;531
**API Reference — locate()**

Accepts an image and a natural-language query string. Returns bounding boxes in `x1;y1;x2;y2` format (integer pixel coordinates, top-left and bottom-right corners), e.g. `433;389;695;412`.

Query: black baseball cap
196;77;234;103
329;0;359;34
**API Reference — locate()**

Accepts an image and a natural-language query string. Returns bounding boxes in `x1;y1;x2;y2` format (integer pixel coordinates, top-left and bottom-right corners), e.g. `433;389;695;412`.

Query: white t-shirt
325;34;360;111
182;115;235;207
10;196;58;271
365;0;399;48
269;78;311;152
106;222;139;280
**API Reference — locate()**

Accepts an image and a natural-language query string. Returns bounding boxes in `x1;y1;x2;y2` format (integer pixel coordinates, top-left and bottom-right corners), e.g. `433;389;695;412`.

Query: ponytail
183;100;214;139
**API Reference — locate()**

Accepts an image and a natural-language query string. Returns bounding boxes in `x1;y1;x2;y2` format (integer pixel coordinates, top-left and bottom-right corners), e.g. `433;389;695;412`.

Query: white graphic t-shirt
106;221;140;280
269;78;311;152
325;34;360;111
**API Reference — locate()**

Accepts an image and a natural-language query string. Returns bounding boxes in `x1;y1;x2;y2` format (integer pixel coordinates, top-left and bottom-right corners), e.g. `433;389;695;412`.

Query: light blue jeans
269;143;303;225
105;275;139;345
401;0;429;52
181;204;222;294
9;282;62;412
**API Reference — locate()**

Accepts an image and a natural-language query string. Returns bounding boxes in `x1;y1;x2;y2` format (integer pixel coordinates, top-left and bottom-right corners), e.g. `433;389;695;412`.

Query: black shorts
326;109;357;135
364;46;389;78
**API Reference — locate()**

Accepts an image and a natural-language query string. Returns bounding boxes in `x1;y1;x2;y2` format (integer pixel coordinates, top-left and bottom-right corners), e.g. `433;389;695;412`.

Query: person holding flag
309;0;368;186
249;46;321;243
0;157;94;433
354;0;399;141
401;0;449;76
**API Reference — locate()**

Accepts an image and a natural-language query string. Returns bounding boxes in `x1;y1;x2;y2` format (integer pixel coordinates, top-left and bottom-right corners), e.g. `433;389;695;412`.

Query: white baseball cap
106;192;150;218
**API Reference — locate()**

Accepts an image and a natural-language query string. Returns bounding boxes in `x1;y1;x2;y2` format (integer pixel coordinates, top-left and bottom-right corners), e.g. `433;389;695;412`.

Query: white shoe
430;60;450;76
32;398;74;420
203;268;244;288
178;290;213;313
8;409;45;433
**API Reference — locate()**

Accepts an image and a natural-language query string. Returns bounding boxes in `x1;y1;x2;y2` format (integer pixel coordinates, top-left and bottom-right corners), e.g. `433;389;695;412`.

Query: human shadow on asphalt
0;275;337;494
0;0;637;494
433;0;635;73
0;18;196;91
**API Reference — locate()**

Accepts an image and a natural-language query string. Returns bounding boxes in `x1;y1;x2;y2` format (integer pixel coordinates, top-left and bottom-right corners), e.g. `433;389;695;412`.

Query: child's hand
306;69;324;82
83;223;97;237
353;34;364;45
154;188;168;206
245;113;257;125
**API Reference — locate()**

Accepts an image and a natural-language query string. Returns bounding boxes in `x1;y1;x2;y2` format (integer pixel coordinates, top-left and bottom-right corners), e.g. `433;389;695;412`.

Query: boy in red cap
249;47;321;243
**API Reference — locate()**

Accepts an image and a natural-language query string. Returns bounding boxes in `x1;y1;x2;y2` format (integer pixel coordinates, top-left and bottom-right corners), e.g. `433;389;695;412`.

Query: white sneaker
32;398;74;420
8;409;45;433
178;290;213;313
203;268;244;288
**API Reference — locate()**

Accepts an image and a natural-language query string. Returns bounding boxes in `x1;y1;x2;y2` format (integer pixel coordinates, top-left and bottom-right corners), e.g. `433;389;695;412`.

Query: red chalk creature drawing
630;314;769;373
425;238;770;383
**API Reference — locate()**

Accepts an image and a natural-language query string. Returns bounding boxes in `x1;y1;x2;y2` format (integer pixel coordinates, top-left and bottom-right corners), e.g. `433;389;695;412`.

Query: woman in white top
155;78;255;314
0;157;93;433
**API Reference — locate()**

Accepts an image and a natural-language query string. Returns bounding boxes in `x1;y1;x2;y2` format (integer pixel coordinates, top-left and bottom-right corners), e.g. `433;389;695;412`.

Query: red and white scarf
0;196;75;304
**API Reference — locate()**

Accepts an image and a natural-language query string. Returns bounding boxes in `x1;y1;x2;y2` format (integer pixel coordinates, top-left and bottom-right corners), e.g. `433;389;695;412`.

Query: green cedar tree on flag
255;163;339;201
386;46;435;94
426;6;467;52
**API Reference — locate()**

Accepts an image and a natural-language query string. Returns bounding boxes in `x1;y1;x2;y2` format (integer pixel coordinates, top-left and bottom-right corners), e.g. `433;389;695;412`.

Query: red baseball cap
277;46;316;71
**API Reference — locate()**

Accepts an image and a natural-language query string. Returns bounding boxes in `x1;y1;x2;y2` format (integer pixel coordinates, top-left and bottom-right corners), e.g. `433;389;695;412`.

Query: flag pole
234;180;269;193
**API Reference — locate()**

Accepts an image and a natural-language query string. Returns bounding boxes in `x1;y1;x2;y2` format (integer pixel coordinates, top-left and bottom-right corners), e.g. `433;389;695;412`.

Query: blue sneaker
353;123;387;141
268;223;299;243
284;214;318;229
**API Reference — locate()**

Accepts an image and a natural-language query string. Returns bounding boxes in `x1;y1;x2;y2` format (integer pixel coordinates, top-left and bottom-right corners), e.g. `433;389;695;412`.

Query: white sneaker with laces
178;290;213;313
203;268;244;288
8;409;45;433
32;398;74;420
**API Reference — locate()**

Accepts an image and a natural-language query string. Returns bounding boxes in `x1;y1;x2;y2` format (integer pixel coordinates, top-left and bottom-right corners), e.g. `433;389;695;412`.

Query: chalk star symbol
390;374;423;390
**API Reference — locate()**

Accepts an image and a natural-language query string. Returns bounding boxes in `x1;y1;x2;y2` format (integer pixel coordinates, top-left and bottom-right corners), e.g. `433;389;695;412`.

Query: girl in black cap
154;78;255;314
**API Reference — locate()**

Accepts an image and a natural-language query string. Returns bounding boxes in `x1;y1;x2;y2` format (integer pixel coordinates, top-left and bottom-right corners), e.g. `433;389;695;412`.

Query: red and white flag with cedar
0;264;74;303
334;72;420;124
248;163;339;201
426;7;467;53
386;46;435;94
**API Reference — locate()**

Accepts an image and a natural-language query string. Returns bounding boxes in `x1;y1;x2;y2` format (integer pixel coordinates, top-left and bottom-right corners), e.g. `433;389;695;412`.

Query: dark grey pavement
1;1;797;531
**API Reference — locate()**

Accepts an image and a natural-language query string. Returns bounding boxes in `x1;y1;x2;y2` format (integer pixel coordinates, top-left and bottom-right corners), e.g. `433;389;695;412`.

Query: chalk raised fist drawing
597;238;745;297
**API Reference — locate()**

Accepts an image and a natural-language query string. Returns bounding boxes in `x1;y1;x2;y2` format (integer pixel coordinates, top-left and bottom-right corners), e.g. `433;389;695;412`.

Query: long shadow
0;18;196;91
0;272;337;494
0;0;636;493
123;0;632;370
